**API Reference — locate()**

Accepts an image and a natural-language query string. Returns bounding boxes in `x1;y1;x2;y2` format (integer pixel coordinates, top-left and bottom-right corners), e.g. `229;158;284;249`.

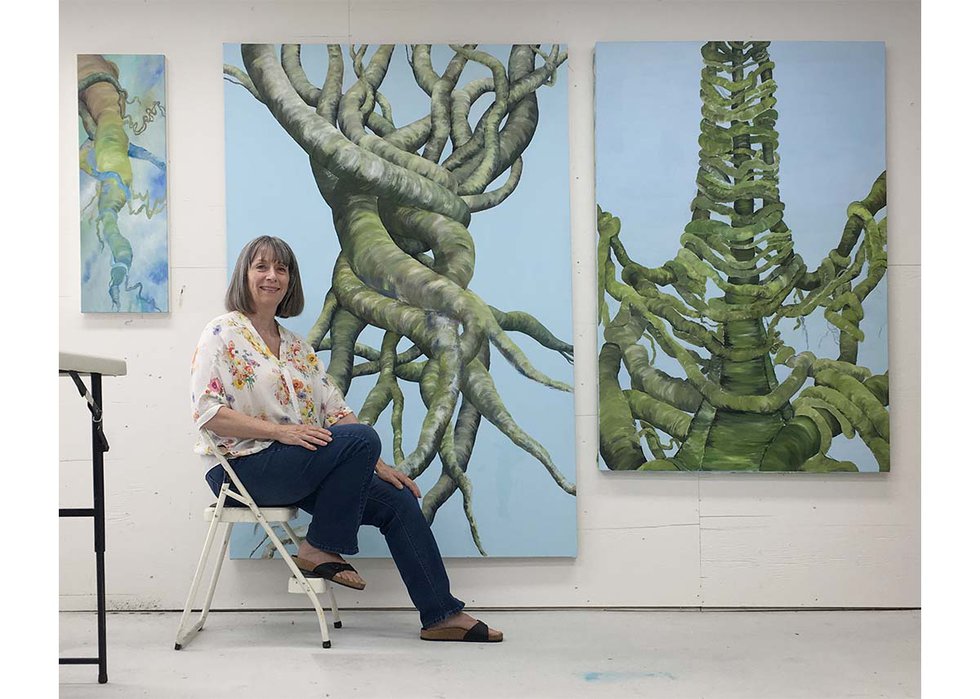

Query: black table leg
91;373;108;684
60;368;114;683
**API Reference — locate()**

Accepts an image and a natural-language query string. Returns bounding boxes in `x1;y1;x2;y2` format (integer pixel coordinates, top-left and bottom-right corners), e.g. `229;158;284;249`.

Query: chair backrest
198;428;262;513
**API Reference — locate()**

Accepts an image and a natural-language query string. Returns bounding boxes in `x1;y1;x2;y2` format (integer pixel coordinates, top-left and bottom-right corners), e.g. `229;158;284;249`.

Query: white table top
59;351;127;377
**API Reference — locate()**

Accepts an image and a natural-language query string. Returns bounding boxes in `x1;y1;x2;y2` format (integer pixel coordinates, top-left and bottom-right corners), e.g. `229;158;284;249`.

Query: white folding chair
174;430;342;650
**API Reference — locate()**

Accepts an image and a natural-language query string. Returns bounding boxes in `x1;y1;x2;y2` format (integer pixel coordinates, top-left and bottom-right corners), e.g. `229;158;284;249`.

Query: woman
191;235;502;643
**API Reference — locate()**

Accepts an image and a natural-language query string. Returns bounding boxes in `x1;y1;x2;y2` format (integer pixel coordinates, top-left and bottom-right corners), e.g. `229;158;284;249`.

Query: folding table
59;351;126;684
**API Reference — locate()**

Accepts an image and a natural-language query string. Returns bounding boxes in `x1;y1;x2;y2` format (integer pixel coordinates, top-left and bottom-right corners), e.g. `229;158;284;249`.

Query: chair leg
256;515;331;648
281;521;303;552
174;497;226;650
326;585;342;629
197;522;232;630
282;520;341;630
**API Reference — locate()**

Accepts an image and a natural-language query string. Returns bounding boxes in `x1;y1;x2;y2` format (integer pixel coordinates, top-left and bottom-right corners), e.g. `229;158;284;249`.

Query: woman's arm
332;412;360;426
204;406;334;451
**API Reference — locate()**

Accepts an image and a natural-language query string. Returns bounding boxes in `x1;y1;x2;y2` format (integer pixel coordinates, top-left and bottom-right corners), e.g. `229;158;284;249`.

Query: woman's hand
275;423;333;451
375;459;421;498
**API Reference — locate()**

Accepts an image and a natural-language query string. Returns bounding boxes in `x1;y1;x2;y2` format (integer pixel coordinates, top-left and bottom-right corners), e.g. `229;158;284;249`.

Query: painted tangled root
226;44;574;554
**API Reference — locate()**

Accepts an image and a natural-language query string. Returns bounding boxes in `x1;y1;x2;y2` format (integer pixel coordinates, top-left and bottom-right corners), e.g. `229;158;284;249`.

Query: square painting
596;42;888;473
223;44;576;556
78;54;169;312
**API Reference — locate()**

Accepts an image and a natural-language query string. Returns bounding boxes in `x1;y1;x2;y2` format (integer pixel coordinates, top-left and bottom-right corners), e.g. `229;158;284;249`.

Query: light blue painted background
595;42;887;472
224;44;576;556
79;54;169;313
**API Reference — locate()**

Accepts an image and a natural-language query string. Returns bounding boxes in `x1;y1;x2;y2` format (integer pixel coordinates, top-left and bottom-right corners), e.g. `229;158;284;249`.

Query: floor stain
582;670;677;682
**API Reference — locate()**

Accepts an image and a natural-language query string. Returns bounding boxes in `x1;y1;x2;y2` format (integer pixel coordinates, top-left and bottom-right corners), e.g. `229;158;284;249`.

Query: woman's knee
332;423;381;453
394;478;422;506
384;481;427;524
364;478;425;530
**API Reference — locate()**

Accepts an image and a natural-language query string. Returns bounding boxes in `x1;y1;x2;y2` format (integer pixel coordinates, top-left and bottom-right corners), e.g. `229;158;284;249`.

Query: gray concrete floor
60;609;919;698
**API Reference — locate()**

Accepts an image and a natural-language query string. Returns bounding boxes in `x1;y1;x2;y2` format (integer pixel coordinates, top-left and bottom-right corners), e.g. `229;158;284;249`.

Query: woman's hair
225;235;305;318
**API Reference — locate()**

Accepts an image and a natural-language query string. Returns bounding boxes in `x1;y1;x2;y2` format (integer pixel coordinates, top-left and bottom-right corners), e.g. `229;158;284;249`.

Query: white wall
59;0;920;612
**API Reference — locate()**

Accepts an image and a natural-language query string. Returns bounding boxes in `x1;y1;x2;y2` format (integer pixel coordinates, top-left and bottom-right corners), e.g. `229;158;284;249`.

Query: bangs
250;238;296;269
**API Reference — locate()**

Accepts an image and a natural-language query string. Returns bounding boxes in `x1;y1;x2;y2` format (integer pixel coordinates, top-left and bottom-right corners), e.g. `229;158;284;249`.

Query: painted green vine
598;41;888;473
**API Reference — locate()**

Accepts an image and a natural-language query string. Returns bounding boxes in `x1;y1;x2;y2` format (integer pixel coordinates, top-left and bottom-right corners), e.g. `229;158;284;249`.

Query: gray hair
225;236;305;318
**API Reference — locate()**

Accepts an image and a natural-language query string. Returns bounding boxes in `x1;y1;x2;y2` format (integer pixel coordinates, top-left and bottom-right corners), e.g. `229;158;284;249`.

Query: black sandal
292;556;366;590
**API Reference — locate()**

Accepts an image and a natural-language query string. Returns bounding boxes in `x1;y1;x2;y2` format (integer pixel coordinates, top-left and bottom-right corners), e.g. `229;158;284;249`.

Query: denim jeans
205;423;465;628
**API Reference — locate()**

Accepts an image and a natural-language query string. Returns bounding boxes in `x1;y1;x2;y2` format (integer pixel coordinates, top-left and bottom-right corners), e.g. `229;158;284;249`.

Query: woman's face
247;248;289;313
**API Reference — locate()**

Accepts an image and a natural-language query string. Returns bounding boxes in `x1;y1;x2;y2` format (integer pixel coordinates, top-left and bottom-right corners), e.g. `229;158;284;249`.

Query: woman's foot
421;612;503;642
296;541;365;589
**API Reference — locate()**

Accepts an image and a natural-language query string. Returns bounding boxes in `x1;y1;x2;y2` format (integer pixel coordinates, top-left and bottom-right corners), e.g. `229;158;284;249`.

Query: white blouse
191;311;353;459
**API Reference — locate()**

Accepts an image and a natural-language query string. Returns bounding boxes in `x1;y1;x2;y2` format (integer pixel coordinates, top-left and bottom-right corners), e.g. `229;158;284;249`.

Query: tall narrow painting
224;44;575;557
596;42;888;473
78;54;169;313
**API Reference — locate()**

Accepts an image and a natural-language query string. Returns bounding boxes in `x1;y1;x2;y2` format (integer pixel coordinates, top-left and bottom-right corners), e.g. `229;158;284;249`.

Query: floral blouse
191;311;353;459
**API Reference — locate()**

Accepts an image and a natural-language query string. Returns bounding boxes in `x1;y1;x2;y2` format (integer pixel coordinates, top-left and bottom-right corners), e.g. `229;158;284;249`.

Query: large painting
224;44;575;556
78;54;169;312
596;41;888;472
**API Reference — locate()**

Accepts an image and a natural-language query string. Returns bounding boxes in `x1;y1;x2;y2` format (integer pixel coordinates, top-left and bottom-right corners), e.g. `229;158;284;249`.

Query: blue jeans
205;423;465;628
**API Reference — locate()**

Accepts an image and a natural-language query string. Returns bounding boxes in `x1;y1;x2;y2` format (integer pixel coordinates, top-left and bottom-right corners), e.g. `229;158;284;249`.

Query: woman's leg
359;475;466;628
211;424;380;556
